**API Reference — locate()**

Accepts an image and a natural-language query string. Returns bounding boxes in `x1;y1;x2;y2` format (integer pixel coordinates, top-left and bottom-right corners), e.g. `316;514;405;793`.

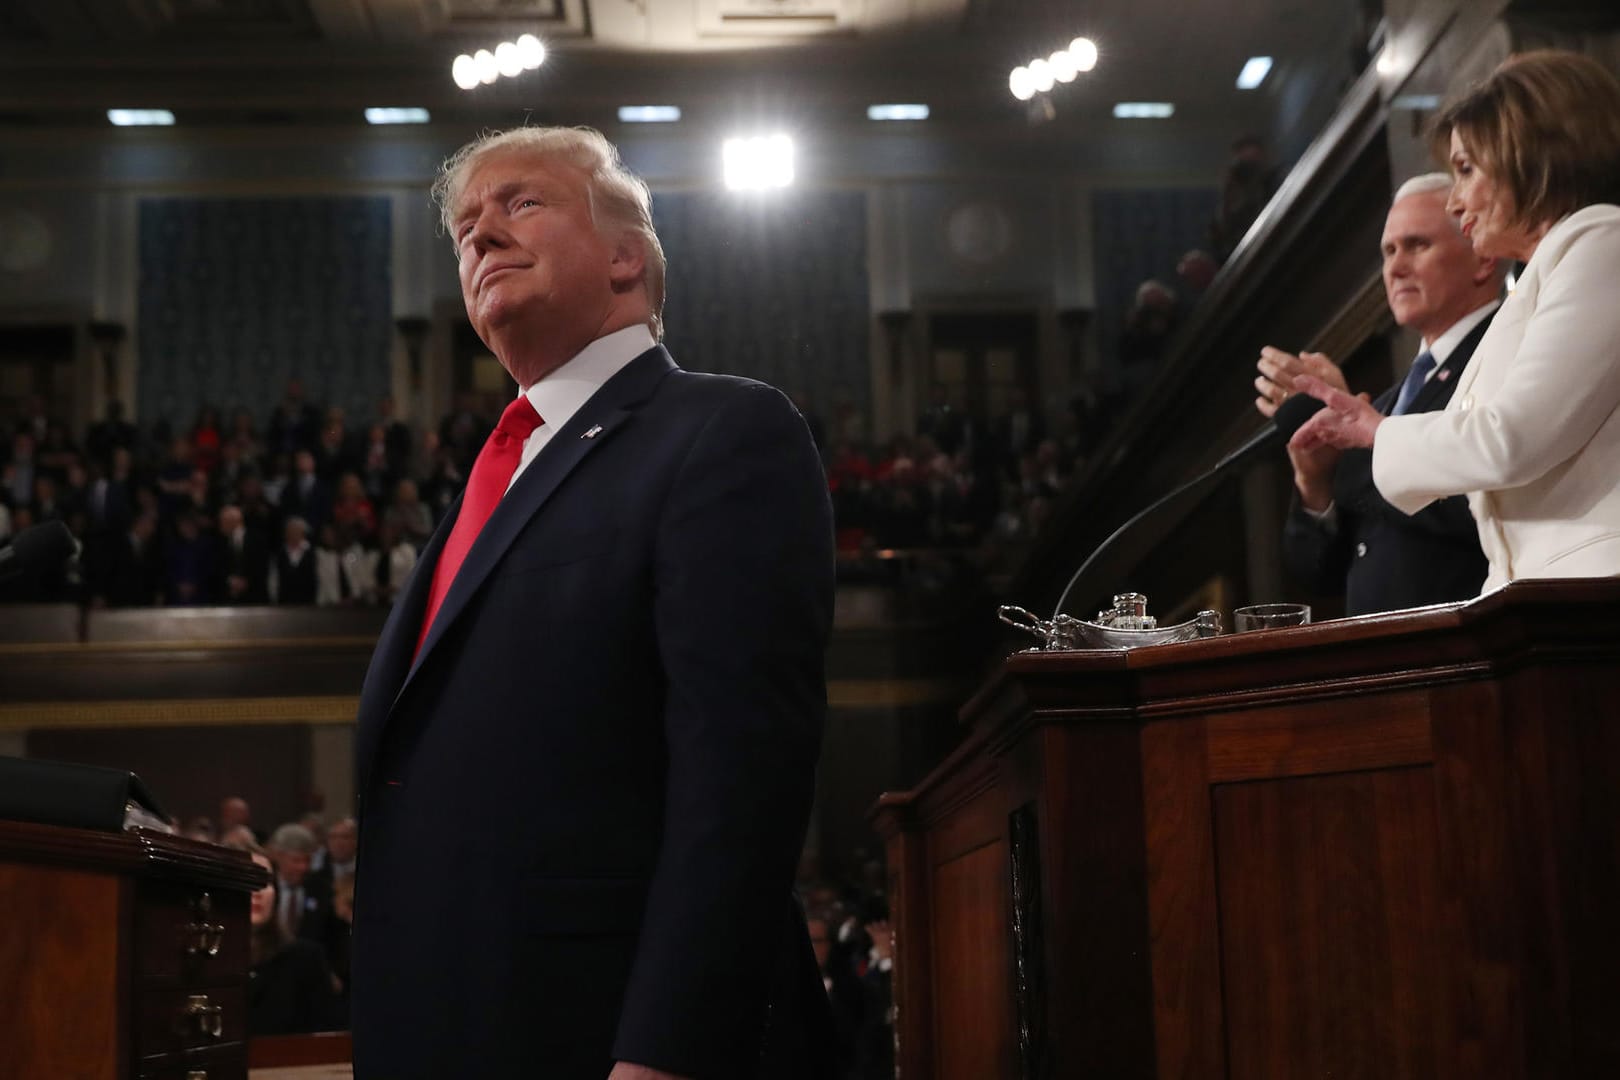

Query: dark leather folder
0;755;170;832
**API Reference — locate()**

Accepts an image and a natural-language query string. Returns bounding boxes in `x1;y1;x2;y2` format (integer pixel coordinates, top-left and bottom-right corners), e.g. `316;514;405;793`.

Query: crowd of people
0;375;1095;606
182;796;356;1037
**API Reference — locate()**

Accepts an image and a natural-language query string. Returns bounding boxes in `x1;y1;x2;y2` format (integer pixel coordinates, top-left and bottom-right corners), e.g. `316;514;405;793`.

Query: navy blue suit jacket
351;346;836;1079
1283;316;1493;615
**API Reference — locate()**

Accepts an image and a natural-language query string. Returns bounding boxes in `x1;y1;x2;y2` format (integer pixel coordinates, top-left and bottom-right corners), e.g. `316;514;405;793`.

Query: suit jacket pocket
518;875;648;937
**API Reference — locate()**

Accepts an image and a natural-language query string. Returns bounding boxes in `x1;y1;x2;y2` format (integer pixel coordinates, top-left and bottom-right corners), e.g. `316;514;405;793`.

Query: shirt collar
521;324;655;433
1422;298;1500;366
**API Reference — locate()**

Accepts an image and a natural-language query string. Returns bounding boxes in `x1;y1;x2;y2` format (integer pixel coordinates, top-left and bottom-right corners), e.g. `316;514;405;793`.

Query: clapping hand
1290;374;1384;452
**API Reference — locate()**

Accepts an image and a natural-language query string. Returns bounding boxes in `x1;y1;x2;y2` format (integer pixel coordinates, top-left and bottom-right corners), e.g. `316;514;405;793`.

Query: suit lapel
1412;311;1495;414
397;346;677;696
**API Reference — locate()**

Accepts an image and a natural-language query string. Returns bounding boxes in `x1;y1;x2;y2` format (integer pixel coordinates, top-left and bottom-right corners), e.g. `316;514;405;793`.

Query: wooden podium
872;579;1620;1079
0;820;267;1080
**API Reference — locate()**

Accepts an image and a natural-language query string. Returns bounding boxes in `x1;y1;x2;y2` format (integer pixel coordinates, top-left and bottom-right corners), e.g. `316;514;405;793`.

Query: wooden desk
0;820;266;1080
874;579;1620;1078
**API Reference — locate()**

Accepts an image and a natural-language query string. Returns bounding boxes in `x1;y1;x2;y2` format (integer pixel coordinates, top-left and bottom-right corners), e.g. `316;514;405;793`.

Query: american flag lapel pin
582;424;604;439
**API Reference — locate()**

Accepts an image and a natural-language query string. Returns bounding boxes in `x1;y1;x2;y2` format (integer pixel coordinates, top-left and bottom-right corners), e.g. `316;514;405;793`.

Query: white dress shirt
507;324;655;492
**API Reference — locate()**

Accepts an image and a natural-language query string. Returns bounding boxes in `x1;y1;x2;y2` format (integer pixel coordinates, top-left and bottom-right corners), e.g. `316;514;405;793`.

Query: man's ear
1476;255;1502;288
609;233;646;290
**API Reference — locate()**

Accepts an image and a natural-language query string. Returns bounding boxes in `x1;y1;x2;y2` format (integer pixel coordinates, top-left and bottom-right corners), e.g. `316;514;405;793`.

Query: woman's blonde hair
1432;49;1620;230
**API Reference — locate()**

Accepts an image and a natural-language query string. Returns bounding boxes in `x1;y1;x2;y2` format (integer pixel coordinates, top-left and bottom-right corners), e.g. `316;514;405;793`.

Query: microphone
1049;393;1326;620
0;521;82;586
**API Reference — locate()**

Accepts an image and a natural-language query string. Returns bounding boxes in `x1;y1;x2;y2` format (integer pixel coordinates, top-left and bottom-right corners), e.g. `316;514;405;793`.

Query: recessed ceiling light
619;106;682;123
723;134;794;191
867;104;929;121
1113;102;1175;119
474;49;499;85
1236;56;1273;90
452;54;480;90
365;107;430;125
108;109;175;126
1392;94;1441;111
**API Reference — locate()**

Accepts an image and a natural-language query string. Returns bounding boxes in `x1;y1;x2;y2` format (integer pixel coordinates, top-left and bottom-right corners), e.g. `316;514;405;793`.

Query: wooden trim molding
0;696;360;731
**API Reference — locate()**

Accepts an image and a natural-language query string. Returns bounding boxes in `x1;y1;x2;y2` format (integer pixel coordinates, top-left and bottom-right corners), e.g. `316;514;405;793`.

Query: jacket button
1458;395;1475;411
1356;542;1368;558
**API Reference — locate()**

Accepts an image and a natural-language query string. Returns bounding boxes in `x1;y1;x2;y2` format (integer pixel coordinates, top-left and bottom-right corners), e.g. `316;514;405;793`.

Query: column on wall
867;185;912;445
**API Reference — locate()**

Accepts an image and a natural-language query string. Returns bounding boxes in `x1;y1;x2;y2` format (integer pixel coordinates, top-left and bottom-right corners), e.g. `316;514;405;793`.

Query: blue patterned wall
137;197;393;429
653;191;869;421
1091;188;1219;377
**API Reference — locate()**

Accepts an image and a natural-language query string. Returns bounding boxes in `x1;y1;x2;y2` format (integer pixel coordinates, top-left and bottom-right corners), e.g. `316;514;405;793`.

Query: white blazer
1373;203;1620;591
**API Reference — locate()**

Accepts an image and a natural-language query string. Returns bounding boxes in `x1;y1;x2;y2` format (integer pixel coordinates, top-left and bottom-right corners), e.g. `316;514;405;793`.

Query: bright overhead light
723;134;794;191
1236;56;1273;89
867;104;929;121
1392;93;1441;111
474;49;499;85
495;41;524;78
108;109;175;126
619;105;682;123
516;34;546;69
1009;66;1036;101
365;107;431;125
452;54;480;90
1028;58;1055;93
1049;50;1078;83
1068;37;1098;72
1114;102;1175;118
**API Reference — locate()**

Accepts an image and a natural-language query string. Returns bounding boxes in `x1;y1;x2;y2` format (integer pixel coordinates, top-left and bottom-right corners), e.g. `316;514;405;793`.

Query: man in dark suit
351;127;835;1080
1255;174;1502;614
212;504;271;604
268;822;337;949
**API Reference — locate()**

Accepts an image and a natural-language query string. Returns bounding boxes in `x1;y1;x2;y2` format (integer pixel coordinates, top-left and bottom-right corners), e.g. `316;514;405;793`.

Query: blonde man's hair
1431;49;1620;231
432;126;667;339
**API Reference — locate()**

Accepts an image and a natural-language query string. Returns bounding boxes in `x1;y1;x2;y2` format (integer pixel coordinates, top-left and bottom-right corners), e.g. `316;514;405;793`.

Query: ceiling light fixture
1069;38;1098;72
723;134;794;191
365;108;431;125
1236;56;1273;89
867;104;929;121
1113;102;1175;119
1009;34;1097;101
452;35;546;89
1009;67;1036;102
516;34;546;69
619;106;682;123
108;109;175;126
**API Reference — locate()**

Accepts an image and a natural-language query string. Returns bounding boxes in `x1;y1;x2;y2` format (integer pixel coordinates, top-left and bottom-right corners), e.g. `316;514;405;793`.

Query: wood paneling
931;839;1012;1080
1205;689;1433;782
1214;767;1445;1079
0;863;122;1080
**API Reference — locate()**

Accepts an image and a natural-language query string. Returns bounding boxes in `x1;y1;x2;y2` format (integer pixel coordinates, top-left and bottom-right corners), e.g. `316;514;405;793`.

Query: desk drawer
136;985;248;1058
135;1043;247;1080
136;880;250;984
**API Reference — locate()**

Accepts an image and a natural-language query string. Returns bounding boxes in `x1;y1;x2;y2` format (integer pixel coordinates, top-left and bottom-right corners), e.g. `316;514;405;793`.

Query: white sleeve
1374;221;1620;514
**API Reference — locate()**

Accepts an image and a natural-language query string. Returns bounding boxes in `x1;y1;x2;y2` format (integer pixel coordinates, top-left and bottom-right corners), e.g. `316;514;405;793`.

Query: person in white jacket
1293;49;1620;591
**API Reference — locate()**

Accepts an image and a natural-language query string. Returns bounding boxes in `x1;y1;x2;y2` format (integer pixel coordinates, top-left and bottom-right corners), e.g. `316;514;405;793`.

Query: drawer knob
186;892;225;956
182;993;224;1039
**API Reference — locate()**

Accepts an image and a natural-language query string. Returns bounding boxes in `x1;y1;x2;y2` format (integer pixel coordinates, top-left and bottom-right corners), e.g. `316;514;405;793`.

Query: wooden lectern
872;579;1620;1079
0;820;266;1080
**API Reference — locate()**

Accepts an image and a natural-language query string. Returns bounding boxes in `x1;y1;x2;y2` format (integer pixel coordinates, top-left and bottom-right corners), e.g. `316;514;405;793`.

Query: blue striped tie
1390;351;1437;416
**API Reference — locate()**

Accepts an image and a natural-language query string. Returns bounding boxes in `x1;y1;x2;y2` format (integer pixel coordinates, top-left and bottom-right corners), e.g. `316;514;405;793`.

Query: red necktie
416;395;543;655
